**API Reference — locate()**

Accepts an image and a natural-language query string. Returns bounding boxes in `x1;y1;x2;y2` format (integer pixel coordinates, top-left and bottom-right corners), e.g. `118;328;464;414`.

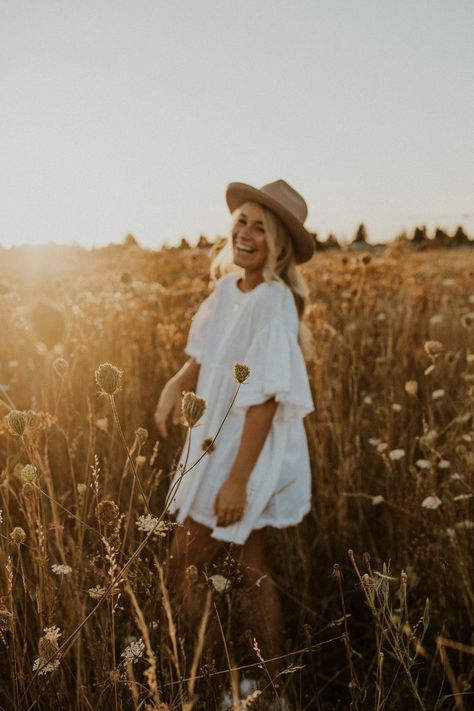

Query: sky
1;0;473;249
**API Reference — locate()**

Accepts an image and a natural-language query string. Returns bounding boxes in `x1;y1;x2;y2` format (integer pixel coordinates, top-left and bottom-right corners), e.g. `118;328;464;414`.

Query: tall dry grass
0;242;473;710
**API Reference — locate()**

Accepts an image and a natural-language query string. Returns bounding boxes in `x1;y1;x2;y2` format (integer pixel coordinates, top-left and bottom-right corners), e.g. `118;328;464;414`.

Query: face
232;202;269;274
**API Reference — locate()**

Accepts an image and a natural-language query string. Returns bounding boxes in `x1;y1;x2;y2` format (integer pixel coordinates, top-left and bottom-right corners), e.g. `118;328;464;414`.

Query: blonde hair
209;201;315;358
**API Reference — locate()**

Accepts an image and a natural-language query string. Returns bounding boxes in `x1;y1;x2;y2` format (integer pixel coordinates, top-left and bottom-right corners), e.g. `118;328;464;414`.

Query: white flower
368;438;381;446
121;638;145;664
363;396;373;405
432;389;445;400
438;459;450;469
209;574;231;593
389;449;405;461
446;528;456;541
453;494;473;502
136;515;169;537
372;495;385;506
455;520;474;530
377;442;388;453
51;564;72;575
376;312;386;321
450;473;463;481
415;459;432;469
391;403;402;412
421;496;442;510
429;314;443;325
33;626;62;675
442;278;455;287
88;585;106;599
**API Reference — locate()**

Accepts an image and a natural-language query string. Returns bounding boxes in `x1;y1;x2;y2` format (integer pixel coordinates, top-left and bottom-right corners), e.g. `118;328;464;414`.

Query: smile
234;241;256;254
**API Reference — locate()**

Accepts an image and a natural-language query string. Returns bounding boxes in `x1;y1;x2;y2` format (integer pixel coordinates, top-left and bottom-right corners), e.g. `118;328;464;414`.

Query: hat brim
226;182;315;264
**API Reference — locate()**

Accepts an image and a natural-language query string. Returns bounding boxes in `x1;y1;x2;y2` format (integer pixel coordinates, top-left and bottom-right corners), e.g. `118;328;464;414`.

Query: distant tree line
165;223;473;253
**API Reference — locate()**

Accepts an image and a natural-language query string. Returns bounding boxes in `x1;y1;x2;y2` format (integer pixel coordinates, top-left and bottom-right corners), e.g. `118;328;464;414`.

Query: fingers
216;507;245;527
154;410;168;438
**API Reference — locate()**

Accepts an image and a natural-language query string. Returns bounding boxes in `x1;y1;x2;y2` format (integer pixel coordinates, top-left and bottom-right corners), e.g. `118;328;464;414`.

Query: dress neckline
234;273;266;295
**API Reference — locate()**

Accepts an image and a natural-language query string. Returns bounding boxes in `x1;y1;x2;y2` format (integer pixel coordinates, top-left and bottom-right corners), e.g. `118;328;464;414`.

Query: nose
237;224;252;240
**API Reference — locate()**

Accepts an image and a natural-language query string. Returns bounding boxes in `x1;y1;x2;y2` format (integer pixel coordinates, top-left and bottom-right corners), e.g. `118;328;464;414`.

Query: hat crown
259;179;308;224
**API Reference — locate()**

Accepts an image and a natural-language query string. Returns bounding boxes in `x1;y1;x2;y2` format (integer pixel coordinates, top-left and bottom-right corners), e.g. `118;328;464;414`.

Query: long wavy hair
209;201;315;357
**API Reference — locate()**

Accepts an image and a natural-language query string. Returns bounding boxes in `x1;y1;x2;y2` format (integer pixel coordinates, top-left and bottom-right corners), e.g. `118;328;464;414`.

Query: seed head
53;357;69;377
6;410;28;437
460;312;474;329
21;464;38;484
95;499;119;526
233;362;250;384
424;340;444;358
77;483;87;496
181;391;206;428
95;363;124;396
10;527;26;545
201;437;215;454
404;380;418;396
135;427;148;445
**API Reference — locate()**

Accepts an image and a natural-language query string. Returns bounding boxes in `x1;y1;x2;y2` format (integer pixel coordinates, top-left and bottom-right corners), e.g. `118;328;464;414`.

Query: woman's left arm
214;397;278;526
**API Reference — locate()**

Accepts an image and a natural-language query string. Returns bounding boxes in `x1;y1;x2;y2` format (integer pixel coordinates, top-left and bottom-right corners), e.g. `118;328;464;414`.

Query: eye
257;226;265;234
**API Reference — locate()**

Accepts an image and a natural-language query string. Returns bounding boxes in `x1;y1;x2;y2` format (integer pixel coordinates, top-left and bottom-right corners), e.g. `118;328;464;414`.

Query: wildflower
53;357;69;376
21;464;38;484
77;483;87;496
136;514;170;537
51;564;72;575
404;380;418;396
368;438;381;446
95;500;119;527
233;362;250;384
363;396;373;405
454;520;474;530
432;389;445;400
421;496;442;510
10;527;26;544
429;314;443;325
181;391;206;428
446;528;456;541
95;417;108;432
5;410;28;437
463;373;474;385
391;403;402;412
201;437;215;453
209;574;231;593
95;363;124;396
453;494;473;501
135;427;148;445
415;460;432;470
377;442;388;453
372;495;385;506
121;638;145;664
438;460;450;469
388;449;405;461
88;585;106;599
424;340;444;358
33;626;62;675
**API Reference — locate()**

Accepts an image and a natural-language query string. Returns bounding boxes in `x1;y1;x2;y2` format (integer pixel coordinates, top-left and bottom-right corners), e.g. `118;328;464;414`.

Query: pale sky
1;0;473;248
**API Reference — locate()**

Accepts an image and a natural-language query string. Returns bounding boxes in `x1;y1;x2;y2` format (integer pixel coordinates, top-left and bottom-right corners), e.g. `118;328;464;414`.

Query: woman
154;179;315;698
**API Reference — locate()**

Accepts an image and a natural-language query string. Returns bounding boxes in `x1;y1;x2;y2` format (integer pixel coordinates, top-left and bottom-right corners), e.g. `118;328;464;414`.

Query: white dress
167;271;315;545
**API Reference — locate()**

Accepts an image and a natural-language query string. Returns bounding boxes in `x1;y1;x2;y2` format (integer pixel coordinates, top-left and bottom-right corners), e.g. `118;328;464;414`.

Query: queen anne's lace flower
136;515;170;537
33;626;62;675
388;449;405;461
51;564;72;575
121;638;145;664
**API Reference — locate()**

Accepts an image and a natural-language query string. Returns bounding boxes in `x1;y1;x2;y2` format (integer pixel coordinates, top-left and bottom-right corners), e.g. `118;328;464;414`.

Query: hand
154;379;183;438
214;477;247;527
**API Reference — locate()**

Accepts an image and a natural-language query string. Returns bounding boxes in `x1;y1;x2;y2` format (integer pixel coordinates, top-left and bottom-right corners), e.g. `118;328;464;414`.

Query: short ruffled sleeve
184;288;217;364
233;318;314;422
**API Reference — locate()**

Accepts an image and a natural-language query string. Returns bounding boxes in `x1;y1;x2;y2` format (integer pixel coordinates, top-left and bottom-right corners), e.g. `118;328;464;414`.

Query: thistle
95;363;124;396
6;410;28;437
181;391;206;428
135;427;149;445
53;357;69;376
10;527;26;545
233;362;250;384
21;464;38;484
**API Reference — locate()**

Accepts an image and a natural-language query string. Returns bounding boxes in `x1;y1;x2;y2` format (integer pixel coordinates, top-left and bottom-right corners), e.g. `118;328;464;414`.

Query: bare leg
235;527;284;683
166;516;224;625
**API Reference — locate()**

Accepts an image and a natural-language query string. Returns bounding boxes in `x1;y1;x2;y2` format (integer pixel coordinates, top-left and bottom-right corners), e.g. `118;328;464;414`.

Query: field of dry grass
0;241;473;710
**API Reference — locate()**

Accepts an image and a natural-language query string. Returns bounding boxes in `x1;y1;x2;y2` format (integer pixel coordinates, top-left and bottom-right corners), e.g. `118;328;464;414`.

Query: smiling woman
154;179;315;700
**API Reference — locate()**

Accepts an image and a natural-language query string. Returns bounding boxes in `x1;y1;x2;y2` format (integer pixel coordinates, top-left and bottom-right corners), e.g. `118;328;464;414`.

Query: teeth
235;242;255;253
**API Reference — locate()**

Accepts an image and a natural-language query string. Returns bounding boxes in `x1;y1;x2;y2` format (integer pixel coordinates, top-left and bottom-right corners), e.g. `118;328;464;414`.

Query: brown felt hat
225;179;315;264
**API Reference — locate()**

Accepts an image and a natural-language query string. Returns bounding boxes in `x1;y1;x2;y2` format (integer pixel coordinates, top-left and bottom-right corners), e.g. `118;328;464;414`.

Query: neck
239;270;264;292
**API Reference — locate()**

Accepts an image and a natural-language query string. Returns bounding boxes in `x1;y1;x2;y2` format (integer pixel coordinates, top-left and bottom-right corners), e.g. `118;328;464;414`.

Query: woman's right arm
154;358;201;438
